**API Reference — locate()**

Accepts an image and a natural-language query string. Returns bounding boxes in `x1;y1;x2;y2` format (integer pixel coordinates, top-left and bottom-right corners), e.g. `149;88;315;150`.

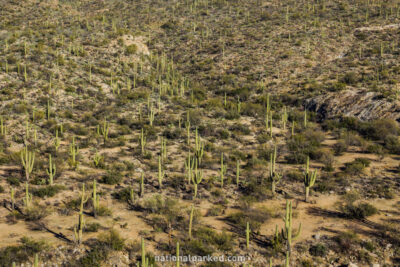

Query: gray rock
313;233;321;240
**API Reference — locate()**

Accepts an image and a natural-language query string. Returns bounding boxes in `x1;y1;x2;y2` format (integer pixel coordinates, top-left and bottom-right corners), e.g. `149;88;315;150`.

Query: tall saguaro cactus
268;146;282;196
24;182;32;208
188;205;194;239
46;154;56;185
236;160;240;186
69;136;79;168
304;157;317;202
99;118;109;144
281;200;301;256
191;159;203;199
21;147;35;181
246;221;250;249
220;153;227;188
92;179;99;218
185;150;195;185
75;184;89;245
140;128;147;155
158;156;165;189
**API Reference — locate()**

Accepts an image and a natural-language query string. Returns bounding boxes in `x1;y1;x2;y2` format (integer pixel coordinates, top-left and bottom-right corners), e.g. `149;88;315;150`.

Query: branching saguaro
281;200;301;263
21;147;35;181
46;154;56;185
304;156;317;202
191;159;203;199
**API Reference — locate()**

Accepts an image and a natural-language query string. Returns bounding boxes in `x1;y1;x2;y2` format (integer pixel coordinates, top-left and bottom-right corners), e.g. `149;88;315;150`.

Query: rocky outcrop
305;89;400;122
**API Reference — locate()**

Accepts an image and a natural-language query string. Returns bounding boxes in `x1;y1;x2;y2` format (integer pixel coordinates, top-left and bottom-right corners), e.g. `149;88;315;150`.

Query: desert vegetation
1;0;400;266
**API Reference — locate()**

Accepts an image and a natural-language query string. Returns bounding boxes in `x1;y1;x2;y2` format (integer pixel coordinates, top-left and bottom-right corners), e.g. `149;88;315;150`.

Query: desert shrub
309;243;328;257
24;204;50;221
32;185;65;198
85;222;101;232
183;239;213;256
342;202;378;219
226;207;271;232
286;170;303;182
195;227;233;251
341;72;358;85
367;143;386;159
285;129;324;164
111;188;132;202
334;231;359;253
99;229;125;251
101;170;123;185
384;135;400;154
327;81;346;91
125;44;138;55
206;205;224;216
333;140;347;155
0;185;4;193
0;237;48;266
343;158;370;174
240;177;270;201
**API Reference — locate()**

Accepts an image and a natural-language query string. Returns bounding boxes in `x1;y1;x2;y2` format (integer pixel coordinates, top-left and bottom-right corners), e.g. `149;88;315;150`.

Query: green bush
32;185;65;198
111;188;132;202
343;202;378;219
125;44;138;55
0;237;48;266
85;222;101;232
309;243;328;257
343;158;370;175
101;170;123;185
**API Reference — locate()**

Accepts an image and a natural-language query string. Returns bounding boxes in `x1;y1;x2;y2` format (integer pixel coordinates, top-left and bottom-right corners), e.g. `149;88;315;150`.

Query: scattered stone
313;233;321;240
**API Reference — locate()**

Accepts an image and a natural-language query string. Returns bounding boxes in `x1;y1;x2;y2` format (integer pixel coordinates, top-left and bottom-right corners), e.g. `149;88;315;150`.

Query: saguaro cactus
24;182;32;208
281;200;301;255
74;184;89;245
188;205;194;239
34;253;39;267
46;154;56;185
282;106;288;130
54;130;61;152
99;118;109;144
185;150;195;185
21;147;35;181
194;128;204;165
140;171;145;197
176;242;180;267
191;160;203;199
92;179;99;218
141;237;146;267
246;221;250;249
304;157;317;202
158;156;165;189
236;160;240;186
69;136;79;168
0;116;7;136
140;128;147;155
160;136;167;162
148;104;155;126
268;146;282;196
220;153;227;188
10;187;15;210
